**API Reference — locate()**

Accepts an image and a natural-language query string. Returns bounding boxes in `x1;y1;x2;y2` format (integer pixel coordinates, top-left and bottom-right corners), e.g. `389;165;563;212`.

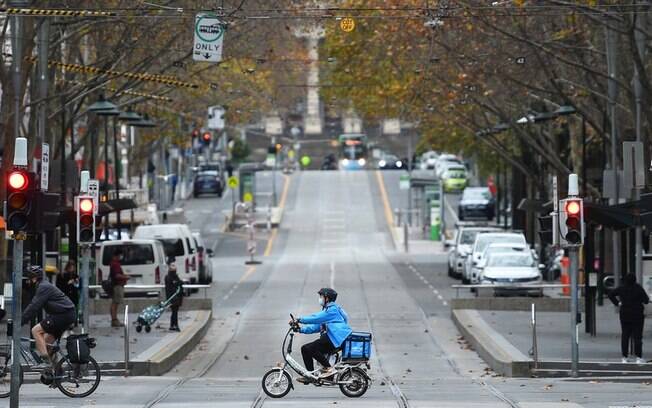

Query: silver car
447;226;501;279
481;252;543;297
463;232;527;284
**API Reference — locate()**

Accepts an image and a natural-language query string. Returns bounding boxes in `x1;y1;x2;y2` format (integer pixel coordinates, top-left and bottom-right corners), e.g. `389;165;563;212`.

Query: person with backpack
164;257;183;331
609;273;650;363
109;249;130;327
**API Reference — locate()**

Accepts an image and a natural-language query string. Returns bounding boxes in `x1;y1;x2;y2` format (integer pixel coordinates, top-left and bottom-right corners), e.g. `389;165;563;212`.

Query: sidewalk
478;305;625;362
454;302;652;377
0;308;211;376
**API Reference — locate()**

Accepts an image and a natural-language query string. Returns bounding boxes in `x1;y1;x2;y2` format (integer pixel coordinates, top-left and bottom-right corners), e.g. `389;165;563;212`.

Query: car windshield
197;174;216;182
102;244;155;265
487;254;535;267
445;169;466;179
477;235;523;253
157;239;185;257
464;189;491;200
460;230;480;245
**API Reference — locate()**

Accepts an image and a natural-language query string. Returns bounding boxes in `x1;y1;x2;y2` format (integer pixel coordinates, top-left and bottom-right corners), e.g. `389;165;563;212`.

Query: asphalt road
16;170;652;407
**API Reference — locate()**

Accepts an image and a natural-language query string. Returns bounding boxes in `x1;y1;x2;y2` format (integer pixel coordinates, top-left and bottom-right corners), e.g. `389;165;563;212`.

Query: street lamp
95;104;120;241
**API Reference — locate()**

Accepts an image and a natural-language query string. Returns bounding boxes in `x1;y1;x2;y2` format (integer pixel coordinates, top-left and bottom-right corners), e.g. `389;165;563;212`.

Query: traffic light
76;195;96;244
537;214;553;245
202;132;211;145
559;198;584;246
6;169;35;232
192;129;199;139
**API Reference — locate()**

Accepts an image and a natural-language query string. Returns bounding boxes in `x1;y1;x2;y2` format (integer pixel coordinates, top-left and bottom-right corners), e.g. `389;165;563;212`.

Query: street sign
228;176;239;189
400;174;410;190
40;143;49;191
193;13;225;63
208;105;225;130
87;179;99;214
243;192;253;202
623;141;645;190
340;18;356;32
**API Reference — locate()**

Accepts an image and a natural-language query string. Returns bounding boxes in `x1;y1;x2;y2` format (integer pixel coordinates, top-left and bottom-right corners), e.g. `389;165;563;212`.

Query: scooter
260;314;372;398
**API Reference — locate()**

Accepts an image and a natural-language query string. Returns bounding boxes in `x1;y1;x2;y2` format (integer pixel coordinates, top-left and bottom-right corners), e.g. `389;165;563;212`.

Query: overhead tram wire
1;4;649;19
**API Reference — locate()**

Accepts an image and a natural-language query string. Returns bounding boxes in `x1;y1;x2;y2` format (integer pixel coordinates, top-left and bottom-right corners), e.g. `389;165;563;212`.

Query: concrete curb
450;297;584;312
452;309;531;377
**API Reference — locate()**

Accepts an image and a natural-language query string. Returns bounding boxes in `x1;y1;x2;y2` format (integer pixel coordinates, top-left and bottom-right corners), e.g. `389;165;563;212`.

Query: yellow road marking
238;265;257;284
264;175;291;256
375;170;395;229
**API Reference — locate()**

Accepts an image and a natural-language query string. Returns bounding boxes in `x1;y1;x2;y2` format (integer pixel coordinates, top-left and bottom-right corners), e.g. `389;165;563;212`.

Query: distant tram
338;134;368;170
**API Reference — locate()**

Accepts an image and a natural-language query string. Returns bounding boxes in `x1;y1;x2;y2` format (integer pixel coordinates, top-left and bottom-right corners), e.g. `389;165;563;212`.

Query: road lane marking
375;170;395;229
263;175;291;257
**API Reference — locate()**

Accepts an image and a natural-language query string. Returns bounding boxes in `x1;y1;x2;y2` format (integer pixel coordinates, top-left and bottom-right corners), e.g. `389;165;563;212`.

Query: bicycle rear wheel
55;356;101;398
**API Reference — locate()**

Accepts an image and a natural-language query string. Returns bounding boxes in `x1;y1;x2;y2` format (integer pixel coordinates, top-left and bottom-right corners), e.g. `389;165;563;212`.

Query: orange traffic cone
560;256;570;296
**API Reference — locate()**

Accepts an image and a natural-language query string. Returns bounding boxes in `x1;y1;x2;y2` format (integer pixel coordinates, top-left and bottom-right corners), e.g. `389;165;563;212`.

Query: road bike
0;334;101;398
261;314;372;398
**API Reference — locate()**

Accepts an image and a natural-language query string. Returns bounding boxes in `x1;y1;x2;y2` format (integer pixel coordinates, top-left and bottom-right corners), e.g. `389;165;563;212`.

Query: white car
436;159;463;178
446;226;501;279
481;252;543;296
420;151;439;170
192;232;214;284
96;239;168;297
463;232;527;284
134;224;199;284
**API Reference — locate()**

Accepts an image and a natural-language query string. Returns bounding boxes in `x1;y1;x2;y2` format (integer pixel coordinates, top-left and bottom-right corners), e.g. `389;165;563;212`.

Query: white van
134;224;199;283
97;240;168;297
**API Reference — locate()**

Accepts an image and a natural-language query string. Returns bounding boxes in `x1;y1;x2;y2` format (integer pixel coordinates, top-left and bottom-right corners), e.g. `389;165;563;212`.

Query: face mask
319;297;325;306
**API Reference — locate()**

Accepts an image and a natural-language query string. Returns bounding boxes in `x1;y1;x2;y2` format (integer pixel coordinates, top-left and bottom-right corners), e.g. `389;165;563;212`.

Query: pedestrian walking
608;273;650;364
56;261;80;323
165;257;183;332
110;249;130;327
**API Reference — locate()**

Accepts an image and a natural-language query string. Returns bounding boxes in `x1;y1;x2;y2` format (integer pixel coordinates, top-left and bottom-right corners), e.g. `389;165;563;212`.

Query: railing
450;283;569;298
88;284;212;298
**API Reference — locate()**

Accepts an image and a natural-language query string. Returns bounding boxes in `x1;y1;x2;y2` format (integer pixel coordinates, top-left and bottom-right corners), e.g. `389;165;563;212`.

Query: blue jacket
299;302;352;348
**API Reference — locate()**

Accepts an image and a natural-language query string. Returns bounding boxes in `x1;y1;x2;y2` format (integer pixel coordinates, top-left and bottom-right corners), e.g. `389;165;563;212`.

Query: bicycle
0;334;101;398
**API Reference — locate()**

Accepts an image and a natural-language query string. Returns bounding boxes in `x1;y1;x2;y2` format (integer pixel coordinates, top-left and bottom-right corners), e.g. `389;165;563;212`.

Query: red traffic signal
566;200;580;216
79;198;94;213
77;195;96;243
6;169;33;232
8;171;28;190
202;132;211;142
564;199;583;245
192;129;200;138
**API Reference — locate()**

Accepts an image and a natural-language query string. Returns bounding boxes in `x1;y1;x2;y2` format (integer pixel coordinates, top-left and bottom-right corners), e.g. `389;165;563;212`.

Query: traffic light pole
10;236;24;408
569;246;580;378
80;244;91;331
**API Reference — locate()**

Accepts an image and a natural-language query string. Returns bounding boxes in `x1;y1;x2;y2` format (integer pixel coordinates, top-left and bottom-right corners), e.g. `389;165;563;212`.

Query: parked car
192;232;214;284
446;225;501;279
134;224;199;284
378;154;404;170
435;154;462;177
96;239;168;297
441;165;468;193
420;151;439;170
458;187;495;220
481;252;543;297
193;170;224;197
463;232;527;284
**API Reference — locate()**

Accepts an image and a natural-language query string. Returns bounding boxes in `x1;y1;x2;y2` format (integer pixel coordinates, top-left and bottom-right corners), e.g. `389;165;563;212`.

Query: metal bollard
124;305;129;377
403;222;409;253
529;303;538;368
395;208;401;227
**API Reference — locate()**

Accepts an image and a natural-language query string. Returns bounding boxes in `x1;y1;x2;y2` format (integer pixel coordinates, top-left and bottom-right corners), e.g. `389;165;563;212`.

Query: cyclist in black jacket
22;266;76;369
609;273;650;364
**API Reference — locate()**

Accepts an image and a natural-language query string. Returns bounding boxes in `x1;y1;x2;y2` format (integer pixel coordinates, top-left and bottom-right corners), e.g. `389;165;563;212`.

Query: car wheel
447;263;454;277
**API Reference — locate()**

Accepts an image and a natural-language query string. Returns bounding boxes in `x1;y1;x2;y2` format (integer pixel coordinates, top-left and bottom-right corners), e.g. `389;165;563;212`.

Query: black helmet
318;288;338;303
25;265;43;280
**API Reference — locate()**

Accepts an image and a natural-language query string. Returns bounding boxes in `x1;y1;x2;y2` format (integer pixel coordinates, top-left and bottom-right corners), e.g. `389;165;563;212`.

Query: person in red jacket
110;249;130;327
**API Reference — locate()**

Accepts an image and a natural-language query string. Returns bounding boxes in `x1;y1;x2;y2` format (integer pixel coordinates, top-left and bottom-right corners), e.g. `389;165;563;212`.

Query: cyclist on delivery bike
293;288;352;384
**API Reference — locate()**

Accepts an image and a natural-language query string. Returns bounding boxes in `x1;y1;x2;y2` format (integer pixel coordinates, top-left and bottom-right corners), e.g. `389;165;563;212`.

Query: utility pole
407;129;413;226
633;5;647;284
606;25;621;288
9;1;28;405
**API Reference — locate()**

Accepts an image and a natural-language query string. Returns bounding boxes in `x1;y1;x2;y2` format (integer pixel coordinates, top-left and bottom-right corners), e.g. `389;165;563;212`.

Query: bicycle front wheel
55;356;101;398
0;350;22;398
